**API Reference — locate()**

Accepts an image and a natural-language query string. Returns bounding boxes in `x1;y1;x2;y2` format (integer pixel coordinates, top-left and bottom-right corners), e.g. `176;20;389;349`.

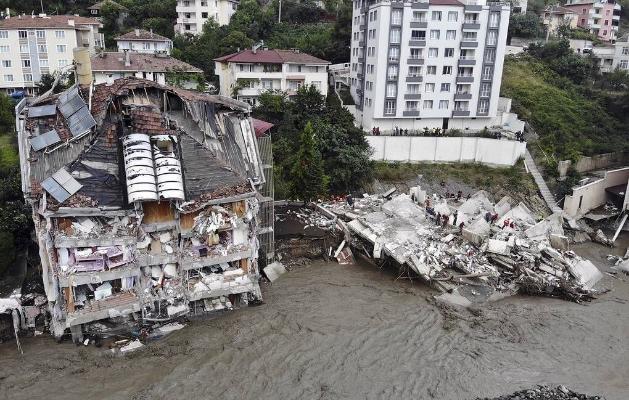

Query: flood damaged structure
15;77;267;342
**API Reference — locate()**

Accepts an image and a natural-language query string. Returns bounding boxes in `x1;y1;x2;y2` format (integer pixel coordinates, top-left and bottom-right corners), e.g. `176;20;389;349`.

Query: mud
1;235;628;400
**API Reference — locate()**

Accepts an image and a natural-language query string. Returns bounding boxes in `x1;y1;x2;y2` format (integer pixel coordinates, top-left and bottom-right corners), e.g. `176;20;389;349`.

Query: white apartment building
611;34;629;71
0;14;103;95
349;0;510;132
214;47;330;106
175;0;239;35
115;29;173;54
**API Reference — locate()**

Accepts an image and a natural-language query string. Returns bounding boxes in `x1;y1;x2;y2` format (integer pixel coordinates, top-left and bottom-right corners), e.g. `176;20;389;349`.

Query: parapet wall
366;136;527;167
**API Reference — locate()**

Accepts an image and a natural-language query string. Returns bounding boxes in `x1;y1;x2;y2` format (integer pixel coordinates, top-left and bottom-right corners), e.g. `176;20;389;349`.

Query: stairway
524;150;563;214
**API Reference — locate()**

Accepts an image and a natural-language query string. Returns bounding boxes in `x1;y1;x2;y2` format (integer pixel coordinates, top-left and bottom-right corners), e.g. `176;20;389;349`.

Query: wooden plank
64;287;75;313
142;201;175;224
233;200;246;218
180;209;200;232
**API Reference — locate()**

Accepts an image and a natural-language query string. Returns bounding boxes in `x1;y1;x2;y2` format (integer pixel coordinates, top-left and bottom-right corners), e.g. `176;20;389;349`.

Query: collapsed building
14;77;268;342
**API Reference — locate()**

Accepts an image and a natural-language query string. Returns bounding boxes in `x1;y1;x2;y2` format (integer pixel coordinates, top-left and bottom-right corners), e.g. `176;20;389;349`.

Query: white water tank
151;135;185;201
123;134;158;203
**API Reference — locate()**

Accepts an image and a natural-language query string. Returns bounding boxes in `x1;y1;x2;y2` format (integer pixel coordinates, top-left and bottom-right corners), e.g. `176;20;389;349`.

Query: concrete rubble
319;187;605;304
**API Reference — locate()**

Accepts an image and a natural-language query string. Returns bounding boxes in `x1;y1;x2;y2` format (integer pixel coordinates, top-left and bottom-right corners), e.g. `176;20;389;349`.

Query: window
55;30;65;38
388;47;399;61
391;10;402;25
38;44;46;53
387;65;398;79
411;30;425;40
478;99;489;113
442;66;452;75
389;28;400;44
483;65;493;79
184;24;191;31
602;30;607;36
58;60;68;67
40;59;48;67
427;66;436;75
484;49;495;62
0;45;8;53
489;12;500;28
202;12;208;18
423;100;433;109
439;100;449;109
446;30;456;40
448;11;458;22
4;74;13;82
56;45;67;53
480;83;491;97
0;31;7;39
36;30;45;39
412;11;426;22
454;101;468;111
604;19;609;25
407;84;420;94
428;48;438;58
410;48;423;59
440;83;450;92
20;44;28;53
620;60;628;69
622;47;629;55
456;84;469;94
430;30;440;40
1;60;10;67
22;59;30;67
425;83;435;92
406;101;419;111
409;66;422;76
18;30;27;39
486;30;498;46
386;83;397;97
432;11;441;21
261;79;273;89
24;73;32;82
463;31;477;41
384;100;396;115
444;48;454;57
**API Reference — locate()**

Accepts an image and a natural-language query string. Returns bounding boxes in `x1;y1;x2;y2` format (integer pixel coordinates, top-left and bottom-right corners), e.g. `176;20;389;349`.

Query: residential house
14;76;266;343
87;0;128;18
349;0;511;132
543;5;579;36
0;14;103;95
175;0;239;35
611;34;629;70
214;46;330;106
91;51;203;89
115;29;173;55
563;0;622;42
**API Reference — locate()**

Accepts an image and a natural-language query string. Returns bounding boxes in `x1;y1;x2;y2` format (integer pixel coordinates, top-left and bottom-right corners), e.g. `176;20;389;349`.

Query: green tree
0;94;14;134
508;13;544;40
289;121;328;202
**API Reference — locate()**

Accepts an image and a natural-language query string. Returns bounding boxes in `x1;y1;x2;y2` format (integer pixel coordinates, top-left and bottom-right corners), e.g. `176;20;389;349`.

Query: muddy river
1;235;628;400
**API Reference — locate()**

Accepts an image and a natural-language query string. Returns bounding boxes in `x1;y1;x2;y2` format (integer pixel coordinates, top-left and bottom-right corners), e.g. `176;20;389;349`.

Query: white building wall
563;167;629;217
611;38;629;71
116;39;172;54
175;0;238;35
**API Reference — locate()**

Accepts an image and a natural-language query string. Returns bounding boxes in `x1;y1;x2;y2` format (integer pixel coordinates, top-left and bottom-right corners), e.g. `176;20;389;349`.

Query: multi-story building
15;76;266;342
115;29;173;54
0;14;103;95
214;46;330;106
175;0;239;35
91;51;202;88
543;5;579;36
611;34;629;70
563;0;621;43
349;0;510;132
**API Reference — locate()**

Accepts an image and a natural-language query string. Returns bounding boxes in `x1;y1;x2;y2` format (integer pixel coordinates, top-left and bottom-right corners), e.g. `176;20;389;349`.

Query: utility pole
40;0;44;14
278;0;282;23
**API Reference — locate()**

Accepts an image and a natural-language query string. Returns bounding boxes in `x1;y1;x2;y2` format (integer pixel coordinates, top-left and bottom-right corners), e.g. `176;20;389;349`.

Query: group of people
423;197;466;233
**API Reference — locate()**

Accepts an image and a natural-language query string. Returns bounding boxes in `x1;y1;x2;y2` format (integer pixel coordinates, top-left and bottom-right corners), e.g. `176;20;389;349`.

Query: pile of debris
474;385;603;400
321;188;605;303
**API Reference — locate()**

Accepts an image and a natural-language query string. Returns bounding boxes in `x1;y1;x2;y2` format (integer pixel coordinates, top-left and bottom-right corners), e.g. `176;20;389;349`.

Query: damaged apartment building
15;77;268;342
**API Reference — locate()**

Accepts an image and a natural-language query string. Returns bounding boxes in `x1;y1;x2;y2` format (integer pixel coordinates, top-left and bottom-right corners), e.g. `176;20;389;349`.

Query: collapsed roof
17;78;264;213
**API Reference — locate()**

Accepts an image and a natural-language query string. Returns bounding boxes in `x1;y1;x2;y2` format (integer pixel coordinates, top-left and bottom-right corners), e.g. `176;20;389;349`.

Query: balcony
407;57;424;65
411;1;429;9
461;41;478;48
358;40;365;47
410;21;428;28
384;109;396;116
454;92;472;100
388;56;400;63
409;39;426;47
462;22;481;30
456;75;474;83
404;93;422;99
385;92;397;99
481;74;492;81
387;75;398;81
405;75;423;82
458;57;476;66
452;110;470;117
359;24;365;30
465;4;483;11
403;110;420;117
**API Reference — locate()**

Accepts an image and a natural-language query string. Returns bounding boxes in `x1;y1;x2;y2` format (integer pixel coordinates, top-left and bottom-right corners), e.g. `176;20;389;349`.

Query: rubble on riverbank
317;188;605;303
475;385;603;400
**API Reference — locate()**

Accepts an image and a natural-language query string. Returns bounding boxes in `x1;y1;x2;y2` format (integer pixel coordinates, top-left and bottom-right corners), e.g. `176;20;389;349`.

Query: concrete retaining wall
558;151;629;176
367;136;527;166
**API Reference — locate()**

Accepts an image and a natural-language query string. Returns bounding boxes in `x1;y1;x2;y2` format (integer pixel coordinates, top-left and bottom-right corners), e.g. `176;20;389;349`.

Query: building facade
91;51;203;89
0;15;103;95
543;6;579;36
611;34;629;70
214;47;330;106
349;0;510;132
15;77;266;342
115;29;173;54
563;0;621;43
175;0;239;35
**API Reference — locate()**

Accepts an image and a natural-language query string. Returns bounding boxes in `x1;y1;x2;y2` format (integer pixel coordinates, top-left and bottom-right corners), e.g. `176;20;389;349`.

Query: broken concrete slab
263;262;287;282
549;234;569;251
567;259;603;290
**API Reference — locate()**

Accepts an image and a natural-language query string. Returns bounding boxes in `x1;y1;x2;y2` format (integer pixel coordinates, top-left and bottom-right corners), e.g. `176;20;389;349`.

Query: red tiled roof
215;49;330;65
90;52;202;73
428;0;464;6
115;29;170;42
252;118;274;137
0;15;101;29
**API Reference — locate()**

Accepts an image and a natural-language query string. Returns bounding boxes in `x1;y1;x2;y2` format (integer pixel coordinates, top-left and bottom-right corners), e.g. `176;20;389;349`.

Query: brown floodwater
1;234;628;400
